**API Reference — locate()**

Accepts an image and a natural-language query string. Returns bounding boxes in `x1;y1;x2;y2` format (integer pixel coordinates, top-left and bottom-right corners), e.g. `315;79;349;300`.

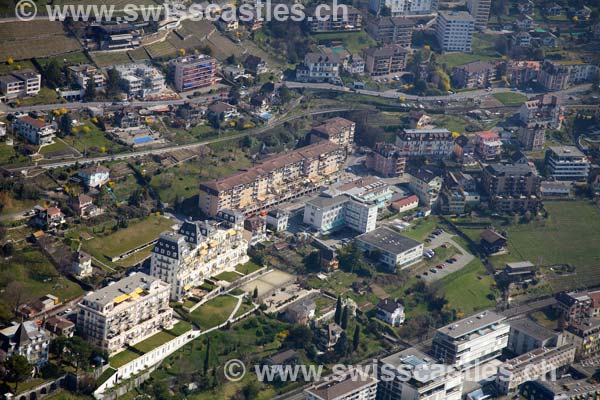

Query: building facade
467;0;491;29
199;141;345;216
0;70;41;100
363;44;408;76
365;143;406;177
366;17;414;47
170;55;219;92
482;163;541;213
13;115;55;145
310;117;355;149
432;311;510;370
303;194;378;234
150;220;249;300
356;227;423;271
545;146;590;182
395;129;454;159
435;11;475;52
76;273;173;355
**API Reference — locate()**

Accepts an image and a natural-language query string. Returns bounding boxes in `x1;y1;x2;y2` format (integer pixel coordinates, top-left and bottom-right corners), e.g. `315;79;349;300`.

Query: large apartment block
170;55;219;92
495;344;576;395
368;0;436;16
150;220;249;300
363;44;408;76
435;11;475;53
116;63;165;98
297;52;341;83
377;347;463;400
395;129;454;159
76;273;173;355
545;146;590;182
309;117;355;149
303;194;378;234
307;5;362;32
365;143;406;177
366;17;414;47
199;141;345;216
0;70;41;100
482;163;541;213
432;310;510;370
467;0;491;30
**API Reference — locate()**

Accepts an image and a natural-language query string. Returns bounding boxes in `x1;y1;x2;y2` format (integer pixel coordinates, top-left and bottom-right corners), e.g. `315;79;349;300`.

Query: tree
334;296;343;324
106;67;120;96
285;325;313;349
341;306;349;330
303;251;321;272
43;60;62;89
66;336;92;374
5;354;32;393
279;85;292;104
334;331;349;357
60;114;72;136
83;77;96;102
352;325;360;351
203;339;211;373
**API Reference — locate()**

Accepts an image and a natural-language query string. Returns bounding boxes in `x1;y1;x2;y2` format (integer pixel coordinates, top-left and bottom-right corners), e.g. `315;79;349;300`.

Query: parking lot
418;232;475;283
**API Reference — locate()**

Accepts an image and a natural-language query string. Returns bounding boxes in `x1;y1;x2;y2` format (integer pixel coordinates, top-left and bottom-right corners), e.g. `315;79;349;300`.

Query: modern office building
199;141;345;216
169;55;219;92
377;347;463;400
76;273;173;355
432;310;510;370
435;11;475;52
356;227;423;271
150;220;249;300
545;146;590;182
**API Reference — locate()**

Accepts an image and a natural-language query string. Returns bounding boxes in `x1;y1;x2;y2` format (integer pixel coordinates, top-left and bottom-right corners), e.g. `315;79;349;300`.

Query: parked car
430;268;437;273
436;264;445;269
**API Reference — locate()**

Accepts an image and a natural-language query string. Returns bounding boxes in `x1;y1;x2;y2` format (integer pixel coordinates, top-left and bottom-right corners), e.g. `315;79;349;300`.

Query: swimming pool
133;136;154;144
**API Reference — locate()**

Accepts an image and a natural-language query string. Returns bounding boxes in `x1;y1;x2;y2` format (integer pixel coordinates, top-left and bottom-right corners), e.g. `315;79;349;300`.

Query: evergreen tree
334;331;349;357
253;287;258;299
352;325;360;351
341;306;349;330
5;354;32;393
106;66;120;96
84;77;96;102
203;339;211;373
60;114;72;136
334;296;342;324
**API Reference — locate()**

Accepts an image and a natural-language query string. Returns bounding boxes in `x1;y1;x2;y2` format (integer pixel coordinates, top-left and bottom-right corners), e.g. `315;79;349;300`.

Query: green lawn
235;261;263;275
436;259;496;314
503;201;600;290
0;143;28;166
213;271;241;283
438;33;502;68
19;87;63;106
62;122;127;156
187;295;238;329
400;216;440;241
312;30;377;54
132;331;176;353
0;248;85;322
80;215;173;261
492;92;528;106
96;367;116;386
168;320;192;336
40;139;72;155
109;348;142;368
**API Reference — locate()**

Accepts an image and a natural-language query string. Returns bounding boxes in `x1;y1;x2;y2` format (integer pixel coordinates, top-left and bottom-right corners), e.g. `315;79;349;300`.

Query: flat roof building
356;227;423;271
432;310;510;370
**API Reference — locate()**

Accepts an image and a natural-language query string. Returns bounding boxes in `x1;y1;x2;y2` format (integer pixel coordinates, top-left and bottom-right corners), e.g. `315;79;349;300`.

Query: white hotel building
431;311;510;370
76;273;173;355
150;220;249;300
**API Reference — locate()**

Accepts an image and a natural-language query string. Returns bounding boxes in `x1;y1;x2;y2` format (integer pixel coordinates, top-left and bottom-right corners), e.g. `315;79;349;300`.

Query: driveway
420;232;474;283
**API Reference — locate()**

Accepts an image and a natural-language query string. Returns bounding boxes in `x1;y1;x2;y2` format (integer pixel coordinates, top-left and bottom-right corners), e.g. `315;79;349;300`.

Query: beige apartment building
199;141;345;216
77;273;173;355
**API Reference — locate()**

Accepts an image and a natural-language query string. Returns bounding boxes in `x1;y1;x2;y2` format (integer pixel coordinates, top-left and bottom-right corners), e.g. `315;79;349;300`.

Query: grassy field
19;87;63;106
493;92;529;106
90;52;131;67
0;21;81;62
37;51;91;68
0;248;84;322
235;261;263;275
62;122;127;156
109;348;142;368
213;271;241;282
313;31;377;54
436;259;496;314
187;295;238;329
133;331;176;353
438;34;502;68
399;216;440;241
79;215;173;261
